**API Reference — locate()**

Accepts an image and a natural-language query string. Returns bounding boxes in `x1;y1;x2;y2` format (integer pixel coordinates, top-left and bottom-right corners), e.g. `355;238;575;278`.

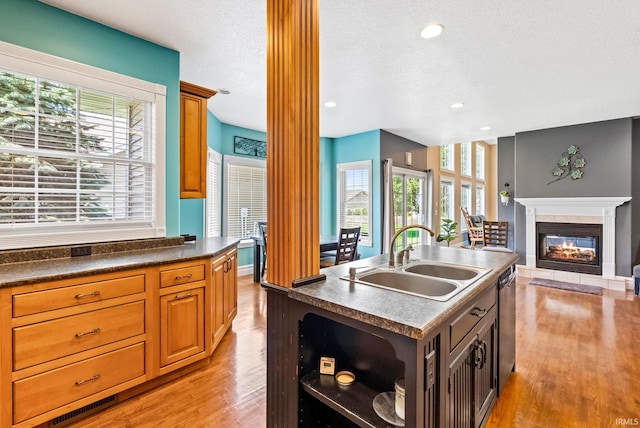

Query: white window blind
337;160;372;246
0;41;165;250
224;155;266;240
206;148;222;237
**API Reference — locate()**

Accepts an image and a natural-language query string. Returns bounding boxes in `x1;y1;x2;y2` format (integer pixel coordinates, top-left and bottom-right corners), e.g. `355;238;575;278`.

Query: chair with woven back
460;207;484;249
320;226;361;267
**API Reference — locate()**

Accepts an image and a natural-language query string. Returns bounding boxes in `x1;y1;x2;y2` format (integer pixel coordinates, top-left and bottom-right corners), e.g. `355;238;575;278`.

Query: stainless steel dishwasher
497;265;516;395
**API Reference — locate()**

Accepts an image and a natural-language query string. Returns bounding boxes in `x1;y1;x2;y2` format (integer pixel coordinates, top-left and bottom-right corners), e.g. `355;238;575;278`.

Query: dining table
251;235;338;283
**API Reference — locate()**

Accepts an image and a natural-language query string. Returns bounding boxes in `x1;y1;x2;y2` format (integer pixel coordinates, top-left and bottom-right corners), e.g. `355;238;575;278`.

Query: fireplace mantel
514;197;631;277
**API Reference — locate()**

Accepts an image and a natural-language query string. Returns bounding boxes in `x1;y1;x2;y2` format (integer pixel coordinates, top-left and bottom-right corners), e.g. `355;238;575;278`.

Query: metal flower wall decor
547;145;586;185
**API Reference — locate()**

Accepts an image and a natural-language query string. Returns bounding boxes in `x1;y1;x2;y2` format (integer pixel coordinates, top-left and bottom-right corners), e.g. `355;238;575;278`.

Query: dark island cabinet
290;301;441;428
446;287;498;428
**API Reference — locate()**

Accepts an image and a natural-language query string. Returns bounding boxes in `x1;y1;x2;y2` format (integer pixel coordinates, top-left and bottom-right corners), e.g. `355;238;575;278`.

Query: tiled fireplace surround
514;197;632;291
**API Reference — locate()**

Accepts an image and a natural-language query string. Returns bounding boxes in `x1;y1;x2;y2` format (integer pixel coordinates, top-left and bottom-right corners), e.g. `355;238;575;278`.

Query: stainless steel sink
341;261;492;301
403;262;483;280
358;271;457;298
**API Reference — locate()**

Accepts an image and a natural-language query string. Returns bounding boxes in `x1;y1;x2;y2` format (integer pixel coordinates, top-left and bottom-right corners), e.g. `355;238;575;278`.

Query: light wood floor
66;275;640;428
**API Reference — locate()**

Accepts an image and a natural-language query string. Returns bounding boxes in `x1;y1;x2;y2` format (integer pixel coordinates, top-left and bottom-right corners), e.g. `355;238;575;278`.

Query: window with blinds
224;155;266;240
206;148;222;237
337;160;372;246
0;41;165;250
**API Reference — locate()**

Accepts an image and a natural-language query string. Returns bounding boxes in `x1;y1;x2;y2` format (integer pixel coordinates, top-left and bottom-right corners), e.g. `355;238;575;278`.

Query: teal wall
0;0;181;235
333;130;382;258
320;137;336;236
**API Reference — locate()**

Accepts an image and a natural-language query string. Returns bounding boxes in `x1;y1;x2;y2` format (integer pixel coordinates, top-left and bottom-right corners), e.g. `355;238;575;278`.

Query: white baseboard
237;264;254;278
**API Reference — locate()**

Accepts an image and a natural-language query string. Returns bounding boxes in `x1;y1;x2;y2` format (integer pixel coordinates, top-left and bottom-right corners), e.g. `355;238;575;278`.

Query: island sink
343;260;492;301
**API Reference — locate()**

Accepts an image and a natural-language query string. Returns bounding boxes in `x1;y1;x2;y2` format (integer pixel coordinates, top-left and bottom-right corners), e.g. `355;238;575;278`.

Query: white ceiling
41;0;640;146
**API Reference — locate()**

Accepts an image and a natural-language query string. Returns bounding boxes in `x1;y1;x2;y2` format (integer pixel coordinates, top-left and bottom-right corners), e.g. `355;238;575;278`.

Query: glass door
392;167;431;252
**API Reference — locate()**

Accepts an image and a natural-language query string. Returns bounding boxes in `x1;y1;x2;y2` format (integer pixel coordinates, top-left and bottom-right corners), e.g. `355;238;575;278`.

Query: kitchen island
264;245;518;428
0;237;239;428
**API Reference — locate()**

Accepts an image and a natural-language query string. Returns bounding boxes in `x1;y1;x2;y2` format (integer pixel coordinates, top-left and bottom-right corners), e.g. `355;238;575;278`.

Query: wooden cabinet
179;81;216;199
211;247;238;350
157;260;210;375
447;287;497;428
1;270;148;427
0;249;237;427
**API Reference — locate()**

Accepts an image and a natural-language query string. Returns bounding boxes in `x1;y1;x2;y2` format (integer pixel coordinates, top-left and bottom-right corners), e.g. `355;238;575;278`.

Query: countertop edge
0;238;241;288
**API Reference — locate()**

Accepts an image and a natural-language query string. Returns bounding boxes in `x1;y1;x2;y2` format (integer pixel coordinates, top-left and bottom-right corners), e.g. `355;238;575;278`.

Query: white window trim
460;142;472;177
392;166;431;245
440;144;455;172
337;160;373;247
0;41;166;250
223;154;266;245
460;181;472;231
440;178;455;222
205;148;222;238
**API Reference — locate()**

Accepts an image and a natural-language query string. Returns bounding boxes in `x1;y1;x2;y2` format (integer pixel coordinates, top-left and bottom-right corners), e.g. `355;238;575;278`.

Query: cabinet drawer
13;274;145;317
449;287;496;352
160;264;205;288
14;301;145;370
13;342;144;424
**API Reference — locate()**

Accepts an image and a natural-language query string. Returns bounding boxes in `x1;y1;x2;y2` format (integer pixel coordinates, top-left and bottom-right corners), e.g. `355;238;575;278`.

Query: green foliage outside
0;71;110;223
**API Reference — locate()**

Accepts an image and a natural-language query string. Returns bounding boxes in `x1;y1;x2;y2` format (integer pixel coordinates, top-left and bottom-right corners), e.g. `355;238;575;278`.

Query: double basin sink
341;260;492;301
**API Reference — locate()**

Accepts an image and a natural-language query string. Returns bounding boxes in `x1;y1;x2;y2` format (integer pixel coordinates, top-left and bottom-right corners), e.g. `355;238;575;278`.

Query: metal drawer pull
175;292;193;300
75;374;100;386
175;274;193;281
75;291;101;299
470;307;487;317
75;328;101;338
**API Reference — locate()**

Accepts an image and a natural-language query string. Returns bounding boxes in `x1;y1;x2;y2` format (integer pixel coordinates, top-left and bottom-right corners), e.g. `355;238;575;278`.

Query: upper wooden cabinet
179;81;216;199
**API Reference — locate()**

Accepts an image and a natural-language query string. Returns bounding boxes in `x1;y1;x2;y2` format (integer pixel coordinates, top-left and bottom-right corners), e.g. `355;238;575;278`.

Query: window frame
475;144;485;180
205;148;222;238
337;160;373;247
460;142;471;176
439;178;454;225
440;144;455;172
223;154;266;245
460;182;472;231
475;184;485;216
0;41;166;250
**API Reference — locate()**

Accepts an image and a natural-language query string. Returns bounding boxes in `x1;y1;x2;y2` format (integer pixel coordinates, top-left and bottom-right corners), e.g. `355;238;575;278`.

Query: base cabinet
447;288;497;428
211;248;237;349
159;285;206;369
0;248;238;428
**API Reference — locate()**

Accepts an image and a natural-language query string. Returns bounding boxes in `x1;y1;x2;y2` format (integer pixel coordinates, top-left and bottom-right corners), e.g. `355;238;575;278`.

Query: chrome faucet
388;224;435;268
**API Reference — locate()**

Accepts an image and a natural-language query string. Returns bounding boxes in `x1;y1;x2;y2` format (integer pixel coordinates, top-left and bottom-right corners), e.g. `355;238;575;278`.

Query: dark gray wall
497;136;516;252
511;118;633;276
632;119;640;267
380;130;428;171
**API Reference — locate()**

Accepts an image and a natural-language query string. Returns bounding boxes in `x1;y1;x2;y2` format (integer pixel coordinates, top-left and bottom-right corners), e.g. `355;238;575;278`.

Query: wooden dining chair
482;221;509;247
460;207;484;249
320;227;360;267
258;222;267;278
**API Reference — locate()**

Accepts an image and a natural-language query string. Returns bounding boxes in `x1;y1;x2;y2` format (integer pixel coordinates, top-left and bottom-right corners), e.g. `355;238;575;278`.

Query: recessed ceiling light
217;88;230;95
450;102;464;109
420;23;444;39
324;101;337;108
480;126;491;131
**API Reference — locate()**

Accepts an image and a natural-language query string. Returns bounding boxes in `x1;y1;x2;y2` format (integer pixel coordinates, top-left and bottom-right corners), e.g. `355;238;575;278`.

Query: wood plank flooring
65;275;640;427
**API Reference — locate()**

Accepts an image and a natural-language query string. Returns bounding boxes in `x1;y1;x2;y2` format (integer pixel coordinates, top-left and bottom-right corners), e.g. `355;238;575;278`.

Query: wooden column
266;0;320;288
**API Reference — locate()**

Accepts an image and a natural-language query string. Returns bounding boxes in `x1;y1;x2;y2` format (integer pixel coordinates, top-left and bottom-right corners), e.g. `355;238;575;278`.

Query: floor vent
49;395;118;427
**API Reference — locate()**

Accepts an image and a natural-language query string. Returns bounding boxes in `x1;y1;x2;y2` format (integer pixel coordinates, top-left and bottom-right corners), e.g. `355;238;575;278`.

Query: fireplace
537;222;602;275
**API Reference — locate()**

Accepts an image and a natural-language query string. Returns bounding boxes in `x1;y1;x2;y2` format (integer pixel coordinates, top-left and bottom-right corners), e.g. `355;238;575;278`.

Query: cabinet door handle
75;374;100;386
175;292;193;300
474;340;486;369
75;291;101;299
470;307;487;317
75;327;101;338
175;274;193;281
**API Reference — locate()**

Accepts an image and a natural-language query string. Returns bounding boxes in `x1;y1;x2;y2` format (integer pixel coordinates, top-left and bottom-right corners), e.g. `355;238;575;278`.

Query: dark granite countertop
0;237;240;288
288;245;519;340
